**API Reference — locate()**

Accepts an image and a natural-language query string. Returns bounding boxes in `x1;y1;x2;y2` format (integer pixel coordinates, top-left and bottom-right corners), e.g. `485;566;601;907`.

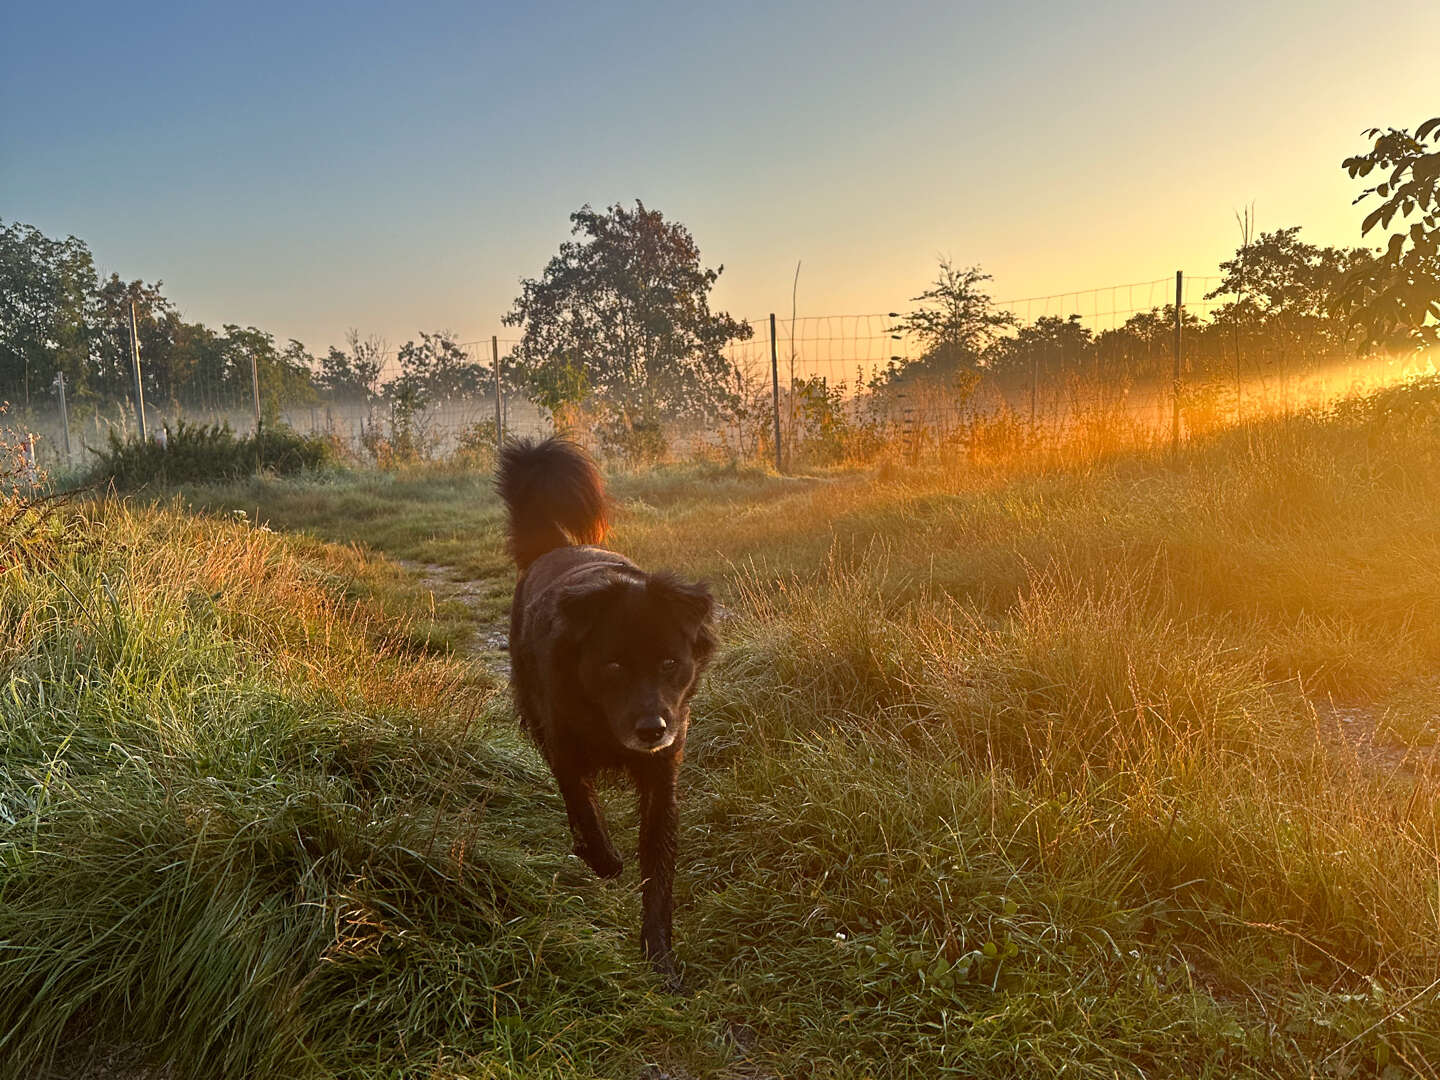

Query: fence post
1030;353;1039;427
54;371;72;462
250;351;262;434
1172;270;1183;451
492;335;503;453
769;313;782;472
129;301;148;442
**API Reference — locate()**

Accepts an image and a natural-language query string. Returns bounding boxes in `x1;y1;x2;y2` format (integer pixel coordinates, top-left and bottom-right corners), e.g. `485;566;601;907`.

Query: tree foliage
1205;226;1373;359
884;261;1014;387
1340;117;1440;347
987;314;1092;379
319;331;386;402
504;201;752;422
0;218;413;419
0;221;95;408
389;331;485;407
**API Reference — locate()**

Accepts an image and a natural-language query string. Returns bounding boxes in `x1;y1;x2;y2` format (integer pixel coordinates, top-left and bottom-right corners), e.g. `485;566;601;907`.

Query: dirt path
399;562;776;1080
1313;701;1437;779
398;559;512;677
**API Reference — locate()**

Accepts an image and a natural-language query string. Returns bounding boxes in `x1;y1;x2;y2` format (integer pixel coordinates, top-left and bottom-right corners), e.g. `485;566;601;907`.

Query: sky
2;0;1434;351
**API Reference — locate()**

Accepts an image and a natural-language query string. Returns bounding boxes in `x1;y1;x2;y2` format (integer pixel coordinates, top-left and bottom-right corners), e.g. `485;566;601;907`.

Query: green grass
7;381;1440;1076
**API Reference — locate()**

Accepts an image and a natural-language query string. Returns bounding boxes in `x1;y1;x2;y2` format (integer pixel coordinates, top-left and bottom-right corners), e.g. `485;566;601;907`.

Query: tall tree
91;274;186;404
0;220;95;408
504;201;752;422
218;327;318;414
1339;117;1440;347
887;260;1014;384
1205;227;1372;363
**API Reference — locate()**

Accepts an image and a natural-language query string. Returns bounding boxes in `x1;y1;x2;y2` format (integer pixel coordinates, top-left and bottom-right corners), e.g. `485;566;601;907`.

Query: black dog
497;436;715;983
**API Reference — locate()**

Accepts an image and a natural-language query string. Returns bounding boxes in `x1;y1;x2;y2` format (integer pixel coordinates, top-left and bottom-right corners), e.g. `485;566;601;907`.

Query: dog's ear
648;573;717;662
556;579;628;641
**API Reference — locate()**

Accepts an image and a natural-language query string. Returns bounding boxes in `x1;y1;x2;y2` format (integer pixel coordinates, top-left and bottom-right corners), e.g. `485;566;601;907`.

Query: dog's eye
660;658;678;672
604;661;623;675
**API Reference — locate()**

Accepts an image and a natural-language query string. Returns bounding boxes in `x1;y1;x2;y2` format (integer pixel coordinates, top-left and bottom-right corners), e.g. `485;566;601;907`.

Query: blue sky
2;0;1433;349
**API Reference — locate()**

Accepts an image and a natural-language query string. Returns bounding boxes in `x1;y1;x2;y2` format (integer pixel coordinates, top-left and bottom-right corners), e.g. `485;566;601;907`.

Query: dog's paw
649;955;687;996
576;844;624;879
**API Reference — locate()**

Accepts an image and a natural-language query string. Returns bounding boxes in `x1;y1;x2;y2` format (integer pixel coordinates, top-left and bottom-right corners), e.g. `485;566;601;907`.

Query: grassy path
11;387;1440;1076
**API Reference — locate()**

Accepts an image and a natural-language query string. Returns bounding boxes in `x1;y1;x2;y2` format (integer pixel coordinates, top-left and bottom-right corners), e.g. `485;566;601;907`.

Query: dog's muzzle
634;715;668;747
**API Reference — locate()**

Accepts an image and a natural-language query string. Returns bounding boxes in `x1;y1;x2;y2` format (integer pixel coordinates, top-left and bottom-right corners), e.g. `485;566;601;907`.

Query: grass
88;421;336;490
6;379;1440;1076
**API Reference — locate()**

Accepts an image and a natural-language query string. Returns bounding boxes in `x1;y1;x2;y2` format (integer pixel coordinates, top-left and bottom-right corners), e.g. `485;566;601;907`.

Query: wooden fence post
250;351;262;434
1172;270;1183;451
492;335;503;453
769;314;782;472
129;301;148;442
55;372;72;461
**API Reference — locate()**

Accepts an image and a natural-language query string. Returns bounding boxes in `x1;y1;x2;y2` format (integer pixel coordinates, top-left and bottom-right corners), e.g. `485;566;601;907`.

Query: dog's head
559;571;716;754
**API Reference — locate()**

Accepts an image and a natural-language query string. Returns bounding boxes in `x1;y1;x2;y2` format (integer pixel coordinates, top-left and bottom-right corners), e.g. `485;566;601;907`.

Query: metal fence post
54;371;72;462
769;313;782;472
492;335;503;453
1172;270;1183;451
250;351;262;434
129;301;148;442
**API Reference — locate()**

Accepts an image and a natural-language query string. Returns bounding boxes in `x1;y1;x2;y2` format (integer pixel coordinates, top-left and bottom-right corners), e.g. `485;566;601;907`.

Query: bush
596;410;668;466
88;420;335;490
789;375;885;464
451;418;499;471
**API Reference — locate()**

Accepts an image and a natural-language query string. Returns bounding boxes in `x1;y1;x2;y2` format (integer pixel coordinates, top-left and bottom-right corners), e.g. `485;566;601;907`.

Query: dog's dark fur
497;436;715;982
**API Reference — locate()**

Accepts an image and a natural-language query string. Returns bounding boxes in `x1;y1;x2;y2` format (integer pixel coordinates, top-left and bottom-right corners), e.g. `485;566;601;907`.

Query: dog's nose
635;715;667;744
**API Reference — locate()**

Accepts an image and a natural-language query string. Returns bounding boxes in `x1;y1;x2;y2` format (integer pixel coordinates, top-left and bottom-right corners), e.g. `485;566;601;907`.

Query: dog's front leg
554;763;622;879
636;763;680;984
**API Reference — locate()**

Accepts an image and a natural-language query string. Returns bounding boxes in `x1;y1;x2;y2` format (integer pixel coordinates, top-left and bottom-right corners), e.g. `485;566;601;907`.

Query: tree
0;218;330;423
0;220;95;409
212;326;318;420
319;330;386;402
985;314;1092;380
1205;227;1372;364
91;273;187;404
1339;117;1440;347
1091;306;1202;385
387;330;483;406
886;260;1014;385
504;201;752;423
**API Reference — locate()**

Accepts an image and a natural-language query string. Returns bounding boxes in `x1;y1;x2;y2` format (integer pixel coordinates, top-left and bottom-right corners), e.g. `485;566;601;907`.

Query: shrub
88;421;334;490
360;389;435;467
451;418;499;471
596;409;668;466
789;375;885;465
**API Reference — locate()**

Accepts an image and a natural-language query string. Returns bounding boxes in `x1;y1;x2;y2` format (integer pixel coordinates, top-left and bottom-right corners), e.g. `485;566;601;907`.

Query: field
5;378;1440;1078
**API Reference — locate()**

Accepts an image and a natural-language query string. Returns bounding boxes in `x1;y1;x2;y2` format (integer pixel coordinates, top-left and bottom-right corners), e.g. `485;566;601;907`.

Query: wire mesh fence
4;273;1434;473
711;274;1433;466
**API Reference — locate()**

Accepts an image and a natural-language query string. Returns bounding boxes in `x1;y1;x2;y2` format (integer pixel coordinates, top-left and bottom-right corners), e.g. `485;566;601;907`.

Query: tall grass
0;500;699;1078
7;379;1440;1076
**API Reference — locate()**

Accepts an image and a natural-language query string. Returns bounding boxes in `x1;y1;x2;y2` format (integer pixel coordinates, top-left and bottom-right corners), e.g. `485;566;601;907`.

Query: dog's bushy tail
496;436;609;571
